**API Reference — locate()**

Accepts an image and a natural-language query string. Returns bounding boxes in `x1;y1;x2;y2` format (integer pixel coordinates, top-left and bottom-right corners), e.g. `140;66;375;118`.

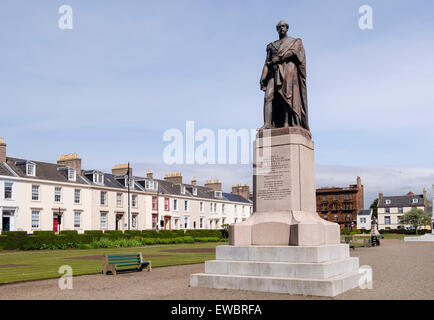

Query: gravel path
0;239;433;300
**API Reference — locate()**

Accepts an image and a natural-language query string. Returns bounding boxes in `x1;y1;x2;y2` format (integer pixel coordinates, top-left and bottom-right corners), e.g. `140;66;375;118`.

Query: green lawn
0;242;223;285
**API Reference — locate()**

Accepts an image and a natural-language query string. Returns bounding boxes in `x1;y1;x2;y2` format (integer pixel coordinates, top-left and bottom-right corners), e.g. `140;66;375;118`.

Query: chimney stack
147;170;153;179
232;184;250;200
57;153;82;175
379;192;383;202
191;177;197;186
112;164;132;176
205;179;222;191
357;176;362;188
423;188;428;208
164;172;182;185
0;138;6;163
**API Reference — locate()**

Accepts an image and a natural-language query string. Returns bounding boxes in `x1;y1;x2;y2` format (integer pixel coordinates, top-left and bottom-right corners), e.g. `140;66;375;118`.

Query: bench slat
108;255;140;258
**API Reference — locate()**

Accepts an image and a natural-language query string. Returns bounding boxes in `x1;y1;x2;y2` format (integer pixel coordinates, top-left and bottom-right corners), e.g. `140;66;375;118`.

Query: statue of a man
260;21;309;131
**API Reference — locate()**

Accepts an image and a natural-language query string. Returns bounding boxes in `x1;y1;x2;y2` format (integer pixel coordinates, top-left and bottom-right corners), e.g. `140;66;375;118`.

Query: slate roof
357;209;371;216
6;157;89;185
4;157;251;204
378;194;425;208
0;162;15;177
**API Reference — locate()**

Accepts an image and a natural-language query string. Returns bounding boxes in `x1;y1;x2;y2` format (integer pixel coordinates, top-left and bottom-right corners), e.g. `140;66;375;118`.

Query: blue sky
1;0;434;207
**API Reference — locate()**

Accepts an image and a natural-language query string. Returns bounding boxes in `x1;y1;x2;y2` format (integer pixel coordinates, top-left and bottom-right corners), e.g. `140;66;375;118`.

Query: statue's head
276;20;289;37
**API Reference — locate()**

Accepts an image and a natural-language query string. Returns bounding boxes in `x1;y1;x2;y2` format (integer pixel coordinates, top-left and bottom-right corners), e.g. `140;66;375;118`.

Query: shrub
78;243;92;249
84;230;104;237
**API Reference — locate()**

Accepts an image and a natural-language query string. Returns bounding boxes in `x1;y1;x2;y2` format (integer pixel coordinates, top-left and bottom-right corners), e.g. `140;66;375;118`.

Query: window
31;211;40;228
54;187;62;203
222;204;225;214
32;185;40;201
333;195;338;201
334;214;338;222
180;185;186;194
100;213;107;229
412;198;418;204
68;168;76;182
132;195;137;208
164;198;170;211
74;189;81;204
132;215;137;229
200;217;204;229
192;187;197;196
242;206;245;215
200;202;204;213
397;216;402;224
100;191;107;205
324;214;328;220
323;196;327;201
125;177;134;189
385;199;391;204
184;200;189;211
398;207;403;213
145;180;158;191
234;205;237;215
173;199;178;211
385;208;390;213
26;162;35;176
385;216;391;225
93;172;104;185
184;216;190;229
116;193;122;207
215;191;222;198
152;196;158;210
74;212;81;228
4;183;12;199
361;218;366;223
222;218;226;225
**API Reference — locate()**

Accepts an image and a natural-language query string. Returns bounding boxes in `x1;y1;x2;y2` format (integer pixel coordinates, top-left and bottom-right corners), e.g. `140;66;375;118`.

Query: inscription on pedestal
256;154;291;203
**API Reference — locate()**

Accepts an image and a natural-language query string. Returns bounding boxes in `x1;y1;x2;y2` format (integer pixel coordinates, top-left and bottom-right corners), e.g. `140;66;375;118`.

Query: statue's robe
261;36;309;130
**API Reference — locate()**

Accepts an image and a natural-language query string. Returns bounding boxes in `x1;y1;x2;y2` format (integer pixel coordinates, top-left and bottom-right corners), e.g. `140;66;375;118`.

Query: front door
116;215;124;231
2;217;10;231
53;216;59;233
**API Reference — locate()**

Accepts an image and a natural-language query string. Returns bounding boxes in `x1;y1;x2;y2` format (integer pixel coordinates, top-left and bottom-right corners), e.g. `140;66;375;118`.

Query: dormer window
26;162;36;176
215;191;222;198
125;177;134;189
93;172;104;185
385;199;391;205
412;198;418;204
180;185;186;194
68;168;76;182
145;180;158;191
192;187;197;196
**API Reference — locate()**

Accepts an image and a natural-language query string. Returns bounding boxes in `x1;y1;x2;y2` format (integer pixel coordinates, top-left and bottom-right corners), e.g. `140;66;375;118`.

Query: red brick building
316;177;364;230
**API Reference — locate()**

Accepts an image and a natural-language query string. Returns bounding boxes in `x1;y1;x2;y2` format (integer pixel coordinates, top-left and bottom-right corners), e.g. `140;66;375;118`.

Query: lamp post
127;162;130;231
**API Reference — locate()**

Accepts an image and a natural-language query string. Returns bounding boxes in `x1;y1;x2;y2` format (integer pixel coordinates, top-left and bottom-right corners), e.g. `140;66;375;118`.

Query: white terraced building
0;138;252;234
377;190;430;231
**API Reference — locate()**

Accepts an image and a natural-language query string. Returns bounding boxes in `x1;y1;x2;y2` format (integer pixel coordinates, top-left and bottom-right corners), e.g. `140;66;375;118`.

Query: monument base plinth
190;245;361;297
229;211;340;246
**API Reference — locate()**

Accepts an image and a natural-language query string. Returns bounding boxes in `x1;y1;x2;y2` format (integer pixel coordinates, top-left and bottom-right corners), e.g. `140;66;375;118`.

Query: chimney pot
147;170;153;179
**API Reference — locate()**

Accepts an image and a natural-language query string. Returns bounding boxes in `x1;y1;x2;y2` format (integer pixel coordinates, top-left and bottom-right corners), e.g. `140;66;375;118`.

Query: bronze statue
260;21;309;131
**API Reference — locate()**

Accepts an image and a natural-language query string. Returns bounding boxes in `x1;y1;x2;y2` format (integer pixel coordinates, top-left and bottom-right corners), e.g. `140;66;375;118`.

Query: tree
370;198;379;218
399;208;431;235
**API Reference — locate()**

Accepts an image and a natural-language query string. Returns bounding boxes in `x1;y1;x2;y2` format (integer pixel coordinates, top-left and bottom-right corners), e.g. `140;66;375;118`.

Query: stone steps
190;271;361;297
205;257;359;280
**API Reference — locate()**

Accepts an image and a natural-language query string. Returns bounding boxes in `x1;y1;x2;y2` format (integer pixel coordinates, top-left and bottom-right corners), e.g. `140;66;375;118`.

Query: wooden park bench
341;236;355;250
102;253;151;275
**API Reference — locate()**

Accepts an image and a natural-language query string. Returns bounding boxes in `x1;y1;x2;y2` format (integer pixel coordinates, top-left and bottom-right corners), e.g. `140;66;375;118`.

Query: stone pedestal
229;128;339;246
190;128;360;297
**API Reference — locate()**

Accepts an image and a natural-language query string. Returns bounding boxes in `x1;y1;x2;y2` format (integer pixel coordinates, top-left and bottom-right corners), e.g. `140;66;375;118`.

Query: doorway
116;214;124;231
2;217;10;231
53;214;60;233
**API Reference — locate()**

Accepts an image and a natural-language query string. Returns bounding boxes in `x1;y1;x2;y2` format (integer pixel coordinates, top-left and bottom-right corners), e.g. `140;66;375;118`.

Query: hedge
0;229;225;251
